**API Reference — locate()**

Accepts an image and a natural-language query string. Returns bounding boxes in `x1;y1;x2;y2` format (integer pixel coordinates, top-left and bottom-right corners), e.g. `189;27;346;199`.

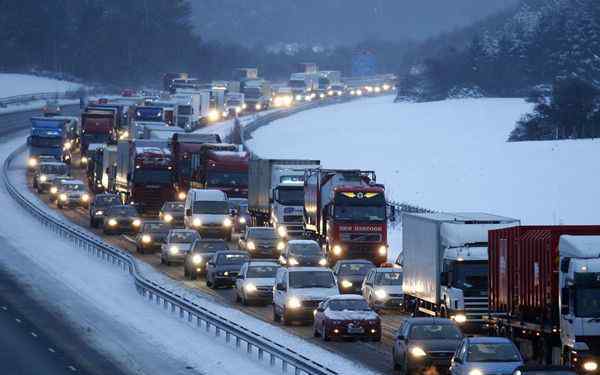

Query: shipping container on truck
304;169;388;265
171;133;222;199
196;150;249;199
173;90;210;129
488;225;600;369
114;139;176;214
401;212;518;331
248;159;321;237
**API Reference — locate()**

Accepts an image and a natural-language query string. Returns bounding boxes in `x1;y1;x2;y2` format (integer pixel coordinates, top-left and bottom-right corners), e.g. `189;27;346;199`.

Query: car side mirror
396;333;404;340
316;307;324;312
454;357;463;364
208;261;215;267
185;208;191;216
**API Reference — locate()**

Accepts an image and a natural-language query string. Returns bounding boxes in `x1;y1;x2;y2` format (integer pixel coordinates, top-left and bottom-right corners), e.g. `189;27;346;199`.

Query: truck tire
282;308;292;326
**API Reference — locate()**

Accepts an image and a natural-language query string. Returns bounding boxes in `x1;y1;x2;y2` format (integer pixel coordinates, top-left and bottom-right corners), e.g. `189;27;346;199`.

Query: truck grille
464;296;489;322
340;233;382;242
283;215;303;223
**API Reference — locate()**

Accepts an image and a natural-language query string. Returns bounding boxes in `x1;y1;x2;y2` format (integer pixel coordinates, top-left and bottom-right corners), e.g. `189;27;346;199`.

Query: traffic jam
25;66;600;375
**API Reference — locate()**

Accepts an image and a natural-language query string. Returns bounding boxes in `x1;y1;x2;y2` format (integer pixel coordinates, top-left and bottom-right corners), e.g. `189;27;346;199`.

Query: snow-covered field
247;96;600;256
0;73;81;98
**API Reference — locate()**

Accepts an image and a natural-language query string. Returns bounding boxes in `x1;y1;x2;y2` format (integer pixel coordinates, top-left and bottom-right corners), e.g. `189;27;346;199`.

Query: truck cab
200;150;249;199
28;117;69;169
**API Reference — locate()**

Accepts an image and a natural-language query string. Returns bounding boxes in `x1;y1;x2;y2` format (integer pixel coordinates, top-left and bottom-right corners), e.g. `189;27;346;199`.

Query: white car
272;267;338;325
235;261;280;305
54;179;90;209
362;267;404;310
160;229;200;266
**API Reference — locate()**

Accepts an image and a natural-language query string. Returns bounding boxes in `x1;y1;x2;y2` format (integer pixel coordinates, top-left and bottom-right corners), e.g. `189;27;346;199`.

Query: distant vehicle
362;267;404;310
89;193;120;228
313;295;381;342
28;117;69;169
102;205;141;235
392;317;463;374
239;227;283;259
183;239;230;280
332;259;375;294
54;179;89;209
272;267;338;325
279;240;327;267
171;133;222;195
205;251;250;288
228;198;249;233
48;175;71;198
235;261;280;305
184;189;232;241
135;221;170;254
159;201;185;227
32;162;70;193
160;229;200;266
449;337;523;375
513;365;577;375
42;100;62;117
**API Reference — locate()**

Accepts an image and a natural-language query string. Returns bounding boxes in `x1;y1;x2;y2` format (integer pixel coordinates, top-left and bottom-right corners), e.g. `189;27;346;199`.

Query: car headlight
239;217;246;224
163;214;173;223
277;226;287;238
81;156;88;164
378;245;387;256
583;361;598;371
28;158;38;167
59;193;68;201
374;289;387;300
288;257;299;266
208;110;220;122
191;254;202;264
333;245;342;256
319;258;328;266
453;314;467;324
95;210;104;216
222;111;228;118
193;218;202;227
169;246;179;255
178;191;186;200
64;141;72;150
255;104;262;111
132;219;141;227
247;241;256;251
276;241;285;251
223;217;232;227
410;346;427;358
50;186;58;194
341;280;353;289
242;103;247;109
245;283;257;293
142;234;152;243
39;175;47;182
108;218;118;226
468;370;483;375
287;297;301;309
295;95;302;101
81;194;90;202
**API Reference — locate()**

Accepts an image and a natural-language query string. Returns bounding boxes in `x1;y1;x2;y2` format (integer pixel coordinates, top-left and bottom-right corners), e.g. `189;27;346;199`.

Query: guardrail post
215;327;220;337
282;361;287;373
247;342;252;354
258;348;263;361
236;337;241;349
270;353;275;366
225;332;230;343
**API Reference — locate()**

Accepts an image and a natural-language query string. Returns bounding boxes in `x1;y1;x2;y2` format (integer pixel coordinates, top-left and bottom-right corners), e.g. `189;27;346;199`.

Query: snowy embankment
2;133;379;375
246;96;600;257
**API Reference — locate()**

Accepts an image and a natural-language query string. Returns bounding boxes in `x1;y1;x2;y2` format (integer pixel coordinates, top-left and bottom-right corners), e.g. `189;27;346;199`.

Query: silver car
161;229;200;266
235;261;280;305
54;179;90;209
450;337;523;375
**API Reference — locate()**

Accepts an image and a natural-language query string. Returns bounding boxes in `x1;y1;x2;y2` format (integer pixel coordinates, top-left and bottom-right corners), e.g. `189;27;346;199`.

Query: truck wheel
322;324;330;341
241;294;248;306
272;305;281;322
282;308;291;326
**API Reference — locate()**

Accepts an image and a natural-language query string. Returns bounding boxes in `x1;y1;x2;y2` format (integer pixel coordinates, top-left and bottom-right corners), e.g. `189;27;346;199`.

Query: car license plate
347;326;364;334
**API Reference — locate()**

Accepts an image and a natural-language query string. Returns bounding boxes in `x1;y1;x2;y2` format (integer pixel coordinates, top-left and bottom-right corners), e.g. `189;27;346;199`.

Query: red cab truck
197;149;249;198
80;108;116;155
115;139;175;214
303;169;388;265
171;133;222;199
488;225;600;370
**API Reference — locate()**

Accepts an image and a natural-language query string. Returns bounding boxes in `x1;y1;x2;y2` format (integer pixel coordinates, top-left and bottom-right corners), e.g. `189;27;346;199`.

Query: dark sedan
313;295;381;342
89;193;120;228
135;221;171;254
239;227;284;259
206;251;250;288
102;205;142;235
333;259;375;294
392;317;463;375
280;240;328;267
159;201;185;228
183;239;230;280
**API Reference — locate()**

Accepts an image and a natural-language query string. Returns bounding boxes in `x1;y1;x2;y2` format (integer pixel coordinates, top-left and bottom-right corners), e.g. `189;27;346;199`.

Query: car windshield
194;241;229;253
409;324;462;340
109;207;137;216
289;271;335;289
40;164;68;175
164;202;184;211
96;195;120;206
338;263;374;276
64;184;85;191
143;223;169;233
467;343;521;362
248;228;278;239
575;288;600;318
334;206;385;222
328;299;370;311
247;266;278;278
193;201;228;214
289;242;322;255
375;271;403;285
277;187;304;205
169;232;197;243
217;253;249;265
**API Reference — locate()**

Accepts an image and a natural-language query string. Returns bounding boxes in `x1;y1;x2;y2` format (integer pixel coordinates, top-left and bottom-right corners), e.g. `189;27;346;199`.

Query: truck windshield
334;206;385;222
192;201;228;214
177;106;192;115
206;172;247;187
30;137;63;147
135;108;163;121
244;88;261;99
289;271;335;289
289;80;305;88
452;262;488;295
575;288;600;317
134;170;172;184
83;133;110;142
277;188;304;205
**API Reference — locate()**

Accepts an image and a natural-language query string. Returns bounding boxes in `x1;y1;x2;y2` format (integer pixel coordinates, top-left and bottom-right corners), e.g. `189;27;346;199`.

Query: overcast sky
191;0;520;45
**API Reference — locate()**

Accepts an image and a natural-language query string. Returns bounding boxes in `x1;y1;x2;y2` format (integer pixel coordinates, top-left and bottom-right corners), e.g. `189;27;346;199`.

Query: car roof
287;240;319;245
286;267;332;272
40;162;66;167
197;239;227;243
62;179;84;185
466;336;514;344
336;259;374;265
373;267;402;273
405;317;455;325
247;261;279;267
169;229;197;234
327;294;366;301
109;205;136;210
214;250;247;255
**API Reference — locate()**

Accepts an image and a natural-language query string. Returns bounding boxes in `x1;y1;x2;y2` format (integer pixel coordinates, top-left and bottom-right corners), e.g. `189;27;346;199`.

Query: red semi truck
115;139;176;214
303;169;388;265
80;109;116;155
171;133;222;199
197;149;249;198
488;225;600;370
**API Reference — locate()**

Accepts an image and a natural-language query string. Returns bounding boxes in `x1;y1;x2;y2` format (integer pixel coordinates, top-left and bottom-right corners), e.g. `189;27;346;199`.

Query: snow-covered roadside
0;99;79;115
5;134;380;375
0;135;280;375
0;73;81;97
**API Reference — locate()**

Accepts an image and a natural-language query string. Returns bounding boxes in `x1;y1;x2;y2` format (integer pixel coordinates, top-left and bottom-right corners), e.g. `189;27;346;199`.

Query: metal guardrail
2;146;338;375
0;91;79;108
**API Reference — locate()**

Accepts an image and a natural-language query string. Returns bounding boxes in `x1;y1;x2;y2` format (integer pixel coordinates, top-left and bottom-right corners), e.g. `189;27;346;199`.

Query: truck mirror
389;205;397;222
560;258;571;273
561;288;570;315
185;208;192;216
441;271;449;286
561;305;570;315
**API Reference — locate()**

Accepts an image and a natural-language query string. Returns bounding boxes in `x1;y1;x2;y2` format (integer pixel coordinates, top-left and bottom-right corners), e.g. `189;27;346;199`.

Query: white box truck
248;159;320;238
401;212;519;331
